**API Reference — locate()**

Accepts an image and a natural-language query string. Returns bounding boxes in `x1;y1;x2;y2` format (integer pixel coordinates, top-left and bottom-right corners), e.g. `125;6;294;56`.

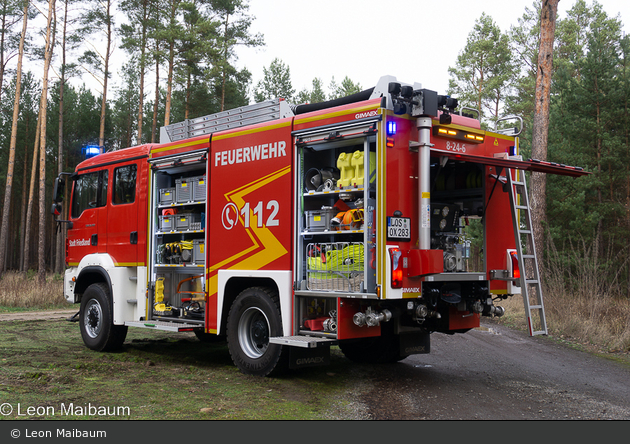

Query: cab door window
113;164;137;205
71;170;108;218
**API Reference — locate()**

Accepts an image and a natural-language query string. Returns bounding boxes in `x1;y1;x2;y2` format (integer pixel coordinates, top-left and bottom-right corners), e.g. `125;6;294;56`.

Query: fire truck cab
53;75;586;376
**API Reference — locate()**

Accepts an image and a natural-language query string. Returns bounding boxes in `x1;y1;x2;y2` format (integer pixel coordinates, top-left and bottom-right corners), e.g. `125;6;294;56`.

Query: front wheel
79;283;127;352
226;287;287;376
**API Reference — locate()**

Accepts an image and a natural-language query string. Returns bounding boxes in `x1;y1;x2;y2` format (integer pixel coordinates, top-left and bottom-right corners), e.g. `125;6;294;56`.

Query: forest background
0;0;629;349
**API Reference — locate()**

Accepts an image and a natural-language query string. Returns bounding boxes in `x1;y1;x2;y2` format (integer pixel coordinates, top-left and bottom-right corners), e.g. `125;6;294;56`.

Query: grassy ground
0;272;365;420
0;317;358;420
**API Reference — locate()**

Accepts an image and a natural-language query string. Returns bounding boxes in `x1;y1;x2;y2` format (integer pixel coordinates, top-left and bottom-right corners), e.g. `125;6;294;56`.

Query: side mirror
53;176;65;203
51;203;62;216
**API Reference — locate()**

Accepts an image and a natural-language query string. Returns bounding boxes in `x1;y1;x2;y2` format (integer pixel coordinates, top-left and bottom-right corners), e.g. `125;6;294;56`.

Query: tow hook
414;304;441;324
472;300;505;317
485;305;505;317
353;307;392;327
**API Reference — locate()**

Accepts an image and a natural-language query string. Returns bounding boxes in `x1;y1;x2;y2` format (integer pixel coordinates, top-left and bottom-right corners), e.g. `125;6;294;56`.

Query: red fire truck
52;75;587;376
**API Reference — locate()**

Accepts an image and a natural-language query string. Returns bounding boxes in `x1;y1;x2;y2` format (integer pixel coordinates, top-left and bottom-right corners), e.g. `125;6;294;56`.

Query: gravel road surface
340;320;630;420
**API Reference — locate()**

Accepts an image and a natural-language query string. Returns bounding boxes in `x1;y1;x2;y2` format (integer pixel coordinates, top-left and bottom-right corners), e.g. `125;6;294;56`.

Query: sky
235;0;630;99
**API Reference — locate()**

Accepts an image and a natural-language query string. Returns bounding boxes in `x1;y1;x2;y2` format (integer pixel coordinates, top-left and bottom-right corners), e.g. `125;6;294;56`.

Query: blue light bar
386;121;397;136
82;145;101;159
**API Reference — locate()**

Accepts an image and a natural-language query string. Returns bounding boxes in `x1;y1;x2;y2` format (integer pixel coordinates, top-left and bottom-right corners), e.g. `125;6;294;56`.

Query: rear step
269;335;338;348
125;320;202;332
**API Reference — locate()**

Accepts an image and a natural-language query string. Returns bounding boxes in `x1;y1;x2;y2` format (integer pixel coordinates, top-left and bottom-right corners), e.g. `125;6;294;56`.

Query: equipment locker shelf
148;155;208;325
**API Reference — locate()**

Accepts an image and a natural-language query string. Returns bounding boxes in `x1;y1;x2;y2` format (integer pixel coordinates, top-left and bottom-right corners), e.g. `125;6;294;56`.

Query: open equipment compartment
428;154;486;277
293;120;379;338
148;151;208;325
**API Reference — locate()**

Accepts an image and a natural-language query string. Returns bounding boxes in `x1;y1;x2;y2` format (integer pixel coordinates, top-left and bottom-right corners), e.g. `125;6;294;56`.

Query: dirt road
345;320;630;420
3;309;629;420
0;309;77;322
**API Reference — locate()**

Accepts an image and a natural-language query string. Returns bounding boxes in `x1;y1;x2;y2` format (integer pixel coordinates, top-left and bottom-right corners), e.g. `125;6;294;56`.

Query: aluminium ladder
506;169;548;336
159;98;294;144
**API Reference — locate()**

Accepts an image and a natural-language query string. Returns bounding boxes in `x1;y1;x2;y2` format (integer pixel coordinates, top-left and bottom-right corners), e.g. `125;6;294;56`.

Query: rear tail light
389;248;403;288
510;250;520;279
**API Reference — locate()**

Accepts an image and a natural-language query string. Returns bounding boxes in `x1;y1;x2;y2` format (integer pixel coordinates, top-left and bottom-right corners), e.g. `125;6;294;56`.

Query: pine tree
254;58;294;102
0;0;23;104
328;76;362;100
447;12;515;126
0;0;28;277
295;77;326;104
120;0;152;144
547;1;629;288
78;0;115;152
530;0;559;269
506;1;542;155
36;0;55;284
210;0;263;110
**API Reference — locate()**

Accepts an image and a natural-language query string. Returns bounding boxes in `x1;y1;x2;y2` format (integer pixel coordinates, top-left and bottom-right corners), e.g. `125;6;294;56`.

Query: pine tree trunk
164;0;176;126
220;15;230;112
99;0;111;152
152;40;159;143
0;6;7;105
23;107;41;273
19;123;29;271
530;0;559;270
38;0;56;284
0;0;29;278
137;0;147;143
185;72;191;120
56;0;68;274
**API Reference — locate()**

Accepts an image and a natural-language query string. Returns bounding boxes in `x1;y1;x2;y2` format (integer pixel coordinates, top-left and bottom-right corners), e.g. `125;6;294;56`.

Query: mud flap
289;346;330;369
399;331;431;356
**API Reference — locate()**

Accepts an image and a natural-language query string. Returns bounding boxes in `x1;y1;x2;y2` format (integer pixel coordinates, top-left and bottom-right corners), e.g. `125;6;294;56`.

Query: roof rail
495;115;523;136
159;98;294;143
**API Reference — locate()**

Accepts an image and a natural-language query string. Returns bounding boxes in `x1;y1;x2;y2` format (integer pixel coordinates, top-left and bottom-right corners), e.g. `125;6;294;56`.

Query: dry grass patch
494;237;630;356
0;271;65;310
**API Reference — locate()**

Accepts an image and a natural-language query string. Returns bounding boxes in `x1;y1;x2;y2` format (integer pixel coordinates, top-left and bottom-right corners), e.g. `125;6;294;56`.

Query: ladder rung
526;280;540;285
529;305;543;310
522;254;535;259
518;229;532;234
515;205;529;210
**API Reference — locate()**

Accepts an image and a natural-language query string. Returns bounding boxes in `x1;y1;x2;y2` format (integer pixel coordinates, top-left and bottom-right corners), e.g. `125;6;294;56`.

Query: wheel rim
84;299;103;339
237;307;270;359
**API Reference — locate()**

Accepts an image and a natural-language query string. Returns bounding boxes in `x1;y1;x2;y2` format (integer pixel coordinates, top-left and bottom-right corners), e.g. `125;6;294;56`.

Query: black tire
79;283;127;352
226;287;288;376
339;324;407;364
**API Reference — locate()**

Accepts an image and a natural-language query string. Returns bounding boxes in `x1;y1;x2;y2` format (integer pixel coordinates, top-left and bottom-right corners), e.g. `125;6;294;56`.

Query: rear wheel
226;286;287;376
79;283;127;352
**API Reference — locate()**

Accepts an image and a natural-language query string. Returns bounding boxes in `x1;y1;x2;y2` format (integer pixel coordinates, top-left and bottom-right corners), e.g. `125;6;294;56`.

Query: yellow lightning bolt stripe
207;165;291;295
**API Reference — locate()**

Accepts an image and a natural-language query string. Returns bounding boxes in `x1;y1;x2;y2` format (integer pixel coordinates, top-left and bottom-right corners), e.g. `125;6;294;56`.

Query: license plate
387;217;411;241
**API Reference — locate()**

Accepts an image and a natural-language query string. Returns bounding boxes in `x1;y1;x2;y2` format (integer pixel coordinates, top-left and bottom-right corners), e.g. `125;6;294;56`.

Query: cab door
67;170;108;266
107;162;140;266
